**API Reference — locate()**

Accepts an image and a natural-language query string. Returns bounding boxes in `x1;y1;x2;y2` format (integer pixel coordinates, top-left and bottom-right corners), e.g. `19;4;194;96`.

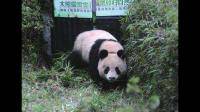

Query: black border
1;0;21;111
179;0;197;111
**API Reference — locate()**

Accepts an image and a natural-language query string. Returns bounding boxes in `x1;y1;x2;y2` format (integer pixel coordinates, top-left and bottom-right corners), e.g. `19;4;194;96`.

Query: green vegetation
22;56;157;112
120;0;178;111
22;0;178;111
22;0;43;64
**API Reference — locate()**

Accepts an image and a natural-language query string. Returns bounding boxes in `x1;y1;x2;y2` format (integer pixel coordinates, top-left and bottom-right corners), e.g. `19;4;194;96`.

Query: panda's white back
73;30;117;63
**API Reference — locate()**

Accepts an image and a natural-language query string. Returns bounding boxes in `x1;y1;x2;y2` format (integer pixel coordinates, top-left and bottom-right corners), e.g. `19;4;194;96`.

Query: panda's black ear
99;49;108;59
117;50;125;59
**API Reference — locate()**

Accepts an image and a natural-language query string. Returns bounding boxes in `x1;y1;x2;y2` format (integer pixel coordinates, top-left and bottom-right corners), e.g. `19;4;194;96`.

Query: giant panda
68;30;128;89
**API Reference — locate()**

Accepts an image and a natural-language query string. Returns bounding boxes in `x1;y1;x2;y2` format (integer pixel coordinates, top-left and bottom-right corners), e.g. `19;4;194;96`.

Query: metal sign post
92;0;96;29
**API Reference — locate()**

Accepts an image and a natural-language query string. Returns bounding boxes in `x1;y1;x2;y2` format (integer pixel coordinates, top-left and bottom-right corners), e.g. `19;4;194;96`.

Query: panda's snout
105;69;119;82
107;74;118;82
108;77;116;81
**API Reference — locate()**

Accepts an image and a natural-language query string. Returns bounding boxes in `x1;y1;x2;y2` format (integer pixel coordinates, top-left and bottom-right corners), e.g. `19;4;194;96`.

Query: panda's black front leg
89;66;100;82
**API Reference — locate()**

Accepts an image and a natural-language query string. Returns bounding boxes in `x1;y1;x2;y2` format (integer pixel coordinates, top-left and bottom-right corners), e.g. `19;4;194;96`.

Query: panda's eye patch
104;67;110;74
117;50;125;59
115;67;121;74
99;49;108;59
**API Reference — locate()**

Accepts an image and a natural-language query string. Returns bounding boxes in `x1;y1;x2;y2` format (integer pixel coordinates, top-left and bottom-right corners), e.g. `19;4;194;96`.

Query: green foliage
22;0;43;63
52;52;71;71
22;54;163;112
22;0;43;31
23;58;133;112
126;76;141;94
75;90;124;112
52;53;92;87
32;104;46;112
148;95;160;110
120;0;178;111
116;106;134;112
59;63;75;87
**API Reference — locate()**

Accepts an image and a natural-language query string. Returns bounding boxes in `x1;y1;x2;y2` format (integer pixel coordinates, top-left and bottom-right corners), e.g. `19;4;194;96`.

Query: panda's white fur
71;30;127;84
73;30;117;63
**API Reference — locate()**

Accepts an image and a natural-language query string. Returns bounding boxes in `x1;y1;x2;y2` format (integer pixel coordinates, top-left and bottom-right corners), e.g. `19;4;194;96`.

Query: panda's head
97;41;127;82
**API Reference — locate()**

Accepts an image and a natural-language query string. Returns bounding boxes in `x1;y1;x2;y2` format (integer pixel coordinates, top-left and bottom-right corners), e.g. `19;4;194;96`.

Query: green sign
54;0;92;18
96;0;132;16
54;0;132;18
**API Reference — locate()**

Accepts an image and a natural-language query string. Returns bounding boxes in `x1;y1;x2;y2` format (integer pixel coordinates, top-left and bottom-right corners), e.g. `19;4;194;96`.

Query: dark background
52;17;123;53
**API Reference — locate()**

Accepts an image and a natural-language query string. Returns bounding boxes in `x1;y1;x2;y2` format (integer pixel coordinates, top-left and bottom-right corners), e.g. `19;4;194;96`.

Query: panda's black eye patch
99;49;108;59
115;67;121;74
117;50;125;59
104;67;110;74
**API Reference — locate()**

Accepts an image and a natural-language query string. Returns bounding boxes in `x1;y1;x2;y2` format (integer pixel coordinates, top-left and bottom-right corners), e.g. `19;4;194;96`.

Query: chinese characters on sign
54;0;133;18
96;0;132;16
54;0;92;18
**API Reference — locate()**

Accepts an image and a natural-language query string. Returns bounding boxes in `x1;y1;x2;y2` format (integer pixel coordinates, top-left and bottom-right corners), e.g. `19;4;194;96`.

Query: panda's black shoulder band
107;39;117;42
89;39;107;63
89;39;116;69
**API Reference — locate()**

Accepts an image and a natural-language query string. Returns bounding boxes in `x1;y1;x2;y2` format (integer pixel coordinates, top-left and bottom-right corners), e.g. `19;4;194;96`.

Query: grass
22;57;156;112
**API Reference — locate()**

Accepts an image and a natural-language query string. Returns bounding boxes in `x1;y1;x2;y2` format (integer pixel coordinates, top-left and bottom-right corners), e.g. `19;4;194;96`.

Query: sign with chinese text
96;0;132;16
54;0;92;18
54;0;132;18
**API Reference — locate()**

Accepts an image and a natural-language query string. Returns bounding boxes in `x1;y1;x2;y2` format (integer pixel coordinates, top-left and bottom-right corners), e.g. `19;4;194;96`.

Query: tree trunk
37;0;53;68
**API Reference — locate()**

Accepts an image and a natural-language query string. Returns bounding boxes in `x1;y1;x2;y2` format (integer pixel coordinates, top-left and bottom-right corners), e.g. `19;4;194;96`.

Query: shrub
120;0;178;111
22;0;43;63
